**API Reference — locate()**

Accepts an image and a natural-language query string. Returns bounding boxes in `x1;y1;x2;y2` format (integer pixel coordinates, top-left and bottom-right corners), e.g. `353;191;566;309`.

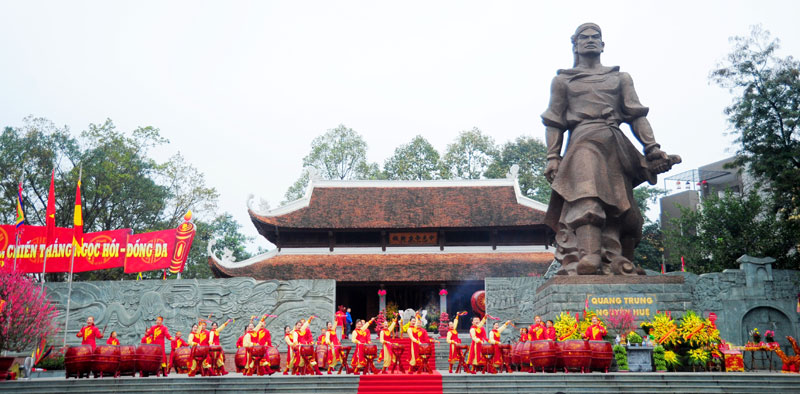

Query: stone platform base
533;275;692;322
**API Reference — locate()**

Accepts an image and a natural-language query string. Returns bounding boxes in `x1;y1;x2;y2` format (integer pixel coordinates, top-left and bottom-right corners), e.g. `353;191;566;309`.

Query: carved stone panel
45;278;335;352
485;277;545;327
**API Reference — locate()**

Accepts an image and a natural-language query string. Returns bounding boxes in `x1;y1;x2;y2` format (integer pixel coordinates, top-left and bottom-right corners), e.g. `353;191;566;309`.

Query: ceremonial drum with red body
192;345;210;360
248;345;266;361
390;343;404;357
316;344;329;368
481;344;494;357
65;345;94;379
363;344;378;358
136;344;164;376
589;340;613;372
529;340;559;371
560;340;591;372
499;344;512;363
419;343;433;356
173;347;193;373
267;347;280;369
118;345;137;376
511;342;522;368
234;348;248;372
92;345;120;378
300;344;315;358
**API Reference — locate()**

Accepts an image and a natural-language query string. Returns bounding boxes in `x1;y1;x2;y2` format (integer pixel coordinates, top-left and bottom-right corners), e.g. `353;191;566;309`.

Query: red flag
45;169;56;245
680;256;686;272
73;175;83;248
661;259;665;274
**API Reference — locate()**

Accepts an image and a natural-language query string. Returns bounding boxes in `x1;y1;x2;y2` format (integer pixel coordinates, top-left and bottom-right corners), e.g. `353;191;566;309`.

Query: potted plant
765;330;775;343
664;349;681;372
688;348;710;372
613;344;629;371
750;328;760;344
653;346;668;372
0;273;60;375
627;331;643;346
607;309;635;341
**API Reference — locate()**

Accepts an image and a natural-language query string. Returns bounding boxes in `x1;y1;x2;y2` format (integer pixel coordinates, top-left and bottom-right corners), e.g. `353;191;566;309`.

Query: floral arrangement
554;312;580;341
765;330;775;342
0;273;61;353
377;289;387;296
375;309;387;328
664;350;681;369
438;312;450;338
439;289;448;296
384;301;399;322
678;310;715;347
687;348;709;366
749;327;760;343
649;312;679;346
627;331;643;345
607;309;635;338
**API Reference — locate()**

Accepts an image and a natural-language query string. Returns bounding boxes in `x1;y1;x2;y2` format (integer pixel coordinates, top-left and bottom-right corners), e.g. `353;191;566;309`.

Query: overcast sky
1;1;798;251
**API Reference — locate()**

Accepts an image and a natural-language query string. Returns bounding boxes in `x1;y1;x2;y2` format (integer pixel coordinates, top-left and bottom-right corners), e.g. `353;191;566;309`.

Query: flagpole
40;167;56;293
62;166;81;347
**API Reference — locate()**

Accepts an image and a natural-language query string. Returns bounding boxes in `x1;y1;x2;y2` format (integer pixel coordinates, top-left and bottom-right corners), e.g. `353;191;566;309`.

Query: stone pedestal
626;346;654;372
532;276;692;325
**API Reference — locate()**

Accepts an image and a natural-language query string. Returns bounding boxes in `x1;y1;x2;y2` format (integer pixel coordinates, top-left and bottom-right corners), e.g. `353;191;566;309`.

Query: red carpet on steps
357;371;442;394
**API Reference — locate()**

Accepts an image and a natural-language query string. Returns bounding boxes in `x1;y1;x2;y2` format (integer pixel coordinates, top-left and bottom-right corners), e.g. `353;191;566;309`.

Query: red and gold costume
256;325;272;347
283;331;298;374
243;319;273;375
168;336;187;371
467;317;488;368
146;321;174;367
209;320;231;375
489;322;509;368
106;336;119;346
519;330;528;342
583;322;607;341
350;319;374;370
188;326;211;377
141;335;154;344
335;309;347;340
236;334;245;348
378;319;398;369
324;324;341;370
528;322;546;341
545;326;556;340
76;323;103;351
407;323;431;369
446;315;462;369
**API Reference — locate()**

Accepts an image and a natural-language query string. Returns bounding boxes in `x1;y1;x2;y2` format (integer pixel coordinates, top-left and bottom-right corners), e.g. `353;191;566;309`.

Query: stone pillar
439;288;447;314
378;288;386;311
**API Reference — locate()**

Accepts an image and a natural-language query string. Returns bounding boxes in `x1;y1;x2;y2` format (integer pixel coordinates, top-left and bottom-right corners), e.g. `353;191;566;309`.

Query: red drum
192;345;210;360
210;346;223;354
499;344;512;362
364;344;378;358
249;345;266;359
119;345;137;377
530;340;559;371
300;344;315;358
65;345;94;379
316;344;329;368
235;348;248;372
560;340;591;372
419;343;433;356
136;344;164;376
173;347;193;373
390;343;404;356
481;344;494;357
589;340;613;372
267;346;280;369
511;342;521;367
92;345;120;378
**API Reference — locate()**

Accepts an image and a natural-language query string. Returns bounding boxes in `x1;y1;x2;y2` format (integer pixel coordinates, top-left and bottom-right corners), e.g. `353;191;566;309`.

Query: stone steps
2;372;798;394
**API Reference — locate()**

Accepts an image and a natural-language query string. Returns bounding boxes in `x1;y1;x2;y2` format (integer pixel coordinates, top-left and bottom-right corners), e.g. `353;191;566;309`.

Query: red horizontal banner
0;220;196;275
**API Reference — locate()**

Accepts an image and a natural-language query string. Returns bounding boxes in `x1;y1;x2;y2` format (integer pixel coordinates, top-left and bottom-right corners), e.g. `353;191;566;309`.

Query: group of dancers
74;311;608;376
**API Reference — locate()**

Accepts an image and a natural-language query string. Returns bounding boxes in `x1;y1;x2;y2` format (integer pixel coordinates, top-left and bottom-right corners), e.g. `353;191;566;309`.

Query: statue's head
571;23;604;65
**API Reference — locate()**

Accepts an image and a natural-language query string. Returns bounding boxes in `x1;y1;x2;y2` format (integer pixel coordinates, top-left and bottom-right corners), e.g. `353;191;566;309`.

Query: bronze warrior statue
542;23;680;276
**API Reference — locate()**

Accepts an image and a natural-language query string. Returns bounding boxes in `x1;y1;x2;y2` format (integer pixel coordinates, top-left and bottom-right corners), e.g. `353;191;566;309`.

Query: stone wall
45;278;335;352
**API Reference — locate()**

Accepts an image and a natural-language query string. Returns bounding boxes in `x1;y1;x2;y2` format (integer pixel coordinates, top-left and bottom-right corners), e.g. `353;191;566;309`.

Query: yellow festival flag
15;182;25;228
73;175;83;248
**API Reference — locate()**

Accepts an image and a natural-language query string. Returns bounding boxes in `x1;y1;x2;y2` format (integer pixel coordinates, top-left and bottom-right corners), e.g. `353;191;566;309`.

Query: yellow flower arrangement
664;350;680;367
649;312;679;346
554;311;580;341
678;310;712;347
688;348;709;365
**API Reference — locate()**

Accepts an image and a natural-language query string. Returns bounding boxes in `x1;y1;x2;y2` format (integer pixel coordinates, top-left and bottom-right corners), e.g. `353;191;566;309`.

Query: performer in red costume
545;320;557;340
188;321;211;377
488;321;511;372
324;321;341;374
294;317;322;375
255;318;272;347
583;316;607;340
407;316;435;374
283;325;298;375
145;316;174;374
528;315;547;341
76;316;104;351
378;317;398;373
467;316;488;373
446;313;464;373
105;331;119;346
168;331;187;373
335;306;348;340
519;327;529;342
350;318;374;374
209;320;231;375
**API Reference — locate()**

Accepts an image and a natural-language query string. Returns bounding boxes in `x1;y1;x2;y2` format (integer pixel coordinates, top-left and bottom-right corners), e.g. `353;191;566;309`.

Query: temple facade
209;175;555;321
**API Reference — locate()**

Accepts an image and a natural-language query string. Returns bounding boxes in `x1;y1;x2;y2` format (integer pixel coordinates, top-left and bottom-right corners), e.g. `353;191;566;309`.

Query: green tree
631;185;666;271
485;136;549;202
383;135;440;180
182;213;253;279
441;127;497;179
663;190;790;274
710;25;800;223
283;124;377;202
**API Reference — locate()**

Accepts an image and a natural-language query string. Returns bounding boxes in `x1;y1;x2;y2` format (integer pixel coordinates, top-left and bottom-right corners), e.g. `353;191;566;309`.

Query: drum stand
501;347;513;373
337;347;352;374
246;350;263;376
481;350;497;374
419;352;433;374
209;348;222;376
454;345;468;373
389;345;405;374
363;353;379;375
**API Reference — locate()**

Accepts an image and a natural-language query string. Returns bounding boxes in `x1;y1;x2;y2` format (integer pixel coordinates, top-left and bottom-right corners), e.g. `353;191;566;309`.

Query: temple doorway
335;281;483;331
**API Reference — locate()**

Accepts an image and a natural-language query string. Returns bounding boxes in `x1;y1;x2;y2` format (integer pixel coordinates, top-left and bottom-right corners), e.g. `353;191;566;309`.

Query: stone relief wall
485;276;545;327
45;278;335;352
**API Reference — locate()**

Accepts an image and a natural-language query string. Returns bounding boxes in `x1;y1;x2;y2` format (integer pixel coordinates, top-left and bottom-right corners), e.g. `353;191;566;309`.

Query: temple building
209;173;555;322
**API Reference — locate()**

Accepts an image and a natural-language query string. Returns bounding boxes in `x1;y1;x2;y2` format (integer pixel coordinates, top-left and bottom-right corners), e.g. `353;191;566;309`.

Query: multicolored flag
46;169;56;245
15;181;25;228
680;256;686;272
72;175;83;249
31;336;48;364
